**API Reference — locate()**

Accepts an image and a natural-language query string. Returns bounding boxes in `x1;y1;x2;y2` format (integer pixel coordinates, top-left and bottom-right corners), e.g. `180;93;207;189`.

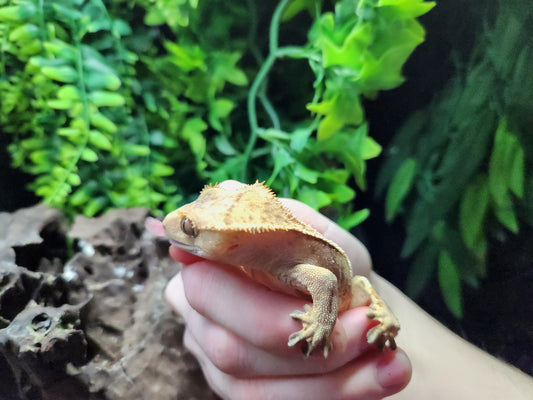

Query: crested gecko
147;181;399;357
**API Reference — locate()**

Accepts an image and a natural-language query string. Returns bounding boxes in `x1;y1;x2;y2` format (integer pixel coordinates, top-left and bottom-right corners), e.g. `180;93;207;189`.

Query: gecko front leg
283;264;339;357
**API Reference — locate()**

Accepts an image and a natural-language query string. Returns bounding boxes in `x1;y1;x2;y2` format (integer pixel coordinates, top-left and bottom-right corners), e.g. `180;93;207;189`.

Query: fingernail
377;351;411;389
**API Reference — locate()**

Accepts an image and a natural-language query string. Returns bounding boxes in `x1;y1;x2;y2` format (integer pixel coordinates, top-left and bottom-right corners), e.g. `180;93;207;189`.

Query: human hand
164;182;411;399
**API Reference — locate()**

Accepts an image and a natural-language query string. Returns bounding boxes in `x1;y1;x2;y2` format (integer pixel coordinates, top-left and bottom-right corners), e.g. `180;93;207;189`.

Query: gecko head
162;206;240;260
161;180;283;260
162;209;204;256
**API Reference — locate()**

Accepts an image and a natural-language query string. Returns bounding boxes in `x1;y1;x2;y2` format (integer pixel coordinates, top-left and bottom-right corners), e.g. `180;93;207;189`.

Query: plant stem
242;0;290;181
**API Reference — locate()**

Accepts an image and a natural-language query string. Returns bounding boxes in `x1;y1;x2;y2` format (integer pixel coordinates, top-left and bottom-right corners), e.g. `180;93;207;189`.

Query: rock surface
0;205;217;400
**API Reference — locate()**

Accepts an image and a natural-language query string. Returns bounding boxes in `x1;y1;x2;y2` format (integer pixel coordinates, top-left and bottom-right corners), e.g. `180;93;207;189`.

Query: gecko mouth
169;239;202;256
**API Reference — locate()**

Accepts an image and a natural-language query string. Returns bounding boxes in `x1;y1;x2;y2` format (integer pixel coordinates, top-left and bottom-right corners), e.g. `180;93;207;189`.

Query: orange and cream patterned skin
162;181;399;357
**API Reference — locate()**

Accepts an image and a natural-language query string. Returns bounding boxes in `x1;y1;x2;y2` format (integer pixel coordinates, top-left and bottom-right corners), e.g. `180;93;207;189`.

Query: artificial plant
377;0;533;317
1;0;434;222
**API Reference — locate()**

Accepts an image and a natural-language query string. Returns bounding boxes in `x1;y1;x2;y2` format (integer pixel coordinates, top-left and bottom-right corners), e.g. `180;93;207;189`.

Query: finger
171;275;294;377
186;307;377;378
167;270;367;377
279;198;372;276
176;261;382;369
188;332;411;400
165;271;190;318
145;216;166;236
179;260;311;353
169;245;204;265
218;179;247;191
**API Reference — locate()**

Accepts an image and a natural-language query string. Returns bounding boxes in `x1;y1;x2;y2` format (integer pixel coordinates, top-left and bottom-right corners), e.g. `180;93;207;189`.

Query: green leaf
282;0;317;20
67;172;81;186
379;0;436;19
338;208;370;230
47;99;74;110
321;169;350;184
112;19;132;36
329;182;355;203
293;164;319;184
361;136;382;160
181;117;207;159
152;163;174;177
89;130;112;150
406;243;438;299
83;1;111;33
90;113;118;133
307;91;364;140
70;187;91;206
268;147;295;185
214;135;237;156
493;193;519;233
297;187;331;210
165;41;206;71
438;250;463;318
29;150;48;164
89;91;125;107
84;197;107;217
85;71;121;90
509;139;525;198
58;143;78;160
125;144;151;157
28;57;67;69
71;117;89;132
209;98;234;131
211;52;248;87
9;23;39;42
0;2;36;21
0;6;23;21
57;85;81;100
488;118;525;205
317;19;371;69
58;128;81;138
488;119;511;206
290;128;313;152
210;155;246;182
316;125;370;190
52;4;82;23
81;148;99;162
43;40;78;61
385;158;417;222
22;39;43;56
459;175;489;250
41;66;78;83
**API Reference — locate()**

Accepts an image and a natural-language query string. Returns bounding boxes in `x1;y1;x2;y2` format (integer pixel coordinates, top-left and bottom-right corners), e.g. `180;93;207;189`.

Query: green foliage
1;0;433;222
377;0;533;317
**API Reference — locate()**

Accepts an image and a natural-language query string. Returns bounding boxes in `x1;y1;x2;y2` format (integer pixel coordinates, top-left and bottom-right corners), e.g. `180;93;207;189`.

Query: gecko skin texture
160;181;400;357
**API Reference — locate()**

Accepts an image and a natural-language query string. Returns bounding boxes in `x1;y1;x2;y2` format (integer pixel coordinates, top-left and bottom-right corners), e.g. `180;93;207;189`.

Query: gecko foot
366;304;400;350
288;304;333;357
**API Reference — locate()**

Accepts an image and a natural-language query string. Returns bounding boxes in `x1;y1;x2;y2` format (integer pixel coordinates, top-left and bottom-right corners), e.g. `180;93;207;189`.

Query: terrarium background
1;0;532;388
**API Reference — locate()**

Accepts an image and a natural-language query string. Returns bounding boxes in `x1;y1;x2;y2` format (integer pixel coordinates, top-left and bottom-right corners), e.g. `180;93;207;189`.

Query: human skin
164;191;533;399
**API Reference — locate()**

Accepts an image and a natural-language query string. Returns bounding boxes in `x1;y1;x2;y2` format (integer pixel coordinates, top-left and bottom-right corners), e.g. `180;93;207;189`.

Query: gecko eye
181;217;198;237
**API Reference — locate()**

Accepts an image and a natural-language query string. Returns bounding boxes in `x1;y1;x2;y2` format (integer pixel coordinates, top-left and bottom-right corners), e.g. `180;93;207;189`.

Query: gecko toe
288;305;333;358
